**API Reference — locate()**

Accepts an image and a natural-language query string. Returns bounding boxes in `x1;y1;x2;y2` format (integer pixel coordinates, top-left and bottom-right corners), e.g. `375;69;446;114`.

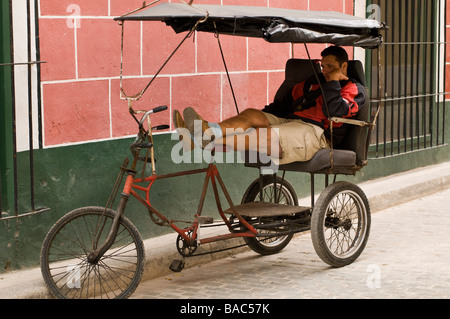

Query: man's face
321;55;347;82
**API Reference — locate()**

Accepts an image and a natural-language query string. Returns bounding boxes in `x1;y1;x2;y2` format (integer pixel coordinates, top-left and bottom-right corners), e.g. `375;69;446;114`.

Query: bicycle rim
41;207;145;299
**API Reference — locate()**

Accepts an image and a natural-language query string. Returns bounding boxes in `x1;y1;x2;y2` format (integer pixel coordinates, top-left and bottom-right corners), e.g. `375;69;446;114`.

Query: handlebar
130;105;168;158
139;105;168;126
152;124;170;131
152;105;168;113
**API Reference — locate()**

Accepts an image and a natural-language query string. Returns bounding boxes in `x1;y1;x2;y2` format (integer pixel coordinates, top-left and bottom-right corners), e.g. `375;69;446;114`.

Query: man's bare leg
211;109;279;157
215;126;282;158
183;107;280;157
218;108;271;133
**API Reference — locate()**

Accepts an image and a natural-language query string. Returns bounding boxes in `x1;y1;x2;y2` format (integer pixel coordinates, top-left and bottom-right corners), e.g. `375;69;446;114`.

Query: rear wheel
241;175;298;255
40;206;145;299
311;182;371;267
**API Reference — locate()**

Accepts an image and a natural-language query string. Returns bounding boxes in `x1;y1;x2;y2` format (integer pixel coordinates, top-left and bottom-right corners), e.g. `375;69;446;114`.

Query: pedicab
40;1;386;299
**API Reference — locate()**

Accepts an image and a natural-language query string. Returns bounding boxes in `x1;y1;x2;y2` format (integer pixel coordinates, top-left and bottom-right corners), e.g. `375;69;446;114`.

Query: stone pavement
130;187;450;299
0;161;449;299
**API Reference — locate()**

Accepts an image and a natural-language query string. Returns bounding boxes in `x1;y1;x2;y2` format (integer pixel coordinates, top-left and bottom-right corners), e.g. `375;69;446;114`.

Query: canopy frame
116;0;385;126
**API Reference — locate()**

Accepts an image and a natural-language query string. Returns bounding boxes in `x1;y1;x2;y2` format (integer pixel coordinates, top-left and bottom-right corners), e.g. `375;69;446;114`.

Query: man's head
320;46;349;81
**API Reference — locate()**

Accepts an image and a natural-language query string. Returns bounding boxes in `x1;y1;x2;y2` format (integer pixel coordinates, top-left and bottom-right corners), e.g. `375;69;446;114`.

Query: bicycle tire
311;181;371;267
241;175;298;255
40;206;145;299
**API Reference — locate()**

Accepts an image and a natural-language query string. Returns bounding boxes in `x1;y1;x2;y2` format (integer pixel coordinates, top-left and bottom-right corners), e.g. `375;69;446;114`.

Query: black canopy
115;3;385;49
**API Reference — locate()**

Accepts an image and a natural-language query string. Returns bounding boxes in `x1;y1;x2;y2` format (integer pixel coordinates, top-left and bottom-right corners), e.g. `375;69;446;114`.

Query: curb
1;161;449;299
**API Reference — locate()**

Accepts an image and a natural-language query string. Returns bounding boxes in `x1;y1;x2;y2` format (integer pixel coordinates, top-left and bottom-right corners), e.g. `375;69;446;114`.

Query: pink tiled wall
39;0;355;146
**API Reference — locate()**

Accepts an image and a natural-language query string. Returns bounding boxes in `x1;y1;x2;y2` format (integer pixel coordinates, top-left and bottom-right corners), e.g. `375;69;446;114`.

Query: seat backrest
337;60;370;167
275;59;366;99
273;59;321;103
275;58;370;167
347;60;367;87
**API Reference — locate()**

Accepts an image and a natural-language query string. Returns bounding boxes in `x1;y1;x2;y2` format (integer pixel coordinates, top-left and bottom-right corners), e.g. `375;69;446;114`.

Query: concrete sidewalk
1;161;450;299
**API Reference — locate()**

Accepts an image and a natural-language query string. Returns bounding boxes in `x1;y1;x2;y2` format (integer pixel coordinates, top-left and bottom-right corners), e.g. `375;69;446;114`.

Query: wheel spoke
41;208;144;299
311;182;370;267
241;176;298;255
324;192;365;256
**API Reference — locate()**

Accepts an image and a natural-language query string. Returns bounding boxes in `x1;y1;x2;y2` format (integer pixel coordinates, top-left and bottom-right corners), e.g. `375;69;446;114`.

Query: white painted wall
12;0;39;152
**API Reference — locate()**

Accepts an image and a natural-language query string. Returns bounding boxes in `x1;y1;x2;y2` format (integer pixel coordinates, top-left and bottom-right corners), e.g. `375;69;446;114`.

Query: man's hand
325;68;349;82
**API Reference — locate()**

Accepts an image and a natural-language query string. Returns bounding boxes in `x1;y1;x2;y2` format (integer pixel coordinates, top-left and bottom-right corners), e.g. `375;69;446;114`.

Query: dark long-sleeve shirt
262;74;366;146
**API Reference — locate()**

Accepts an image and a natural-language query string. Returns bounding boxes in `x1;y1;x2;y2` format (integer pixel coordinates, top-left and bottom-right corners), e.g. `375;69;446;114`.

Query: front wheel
241;175;298;255
311;181;371;267
40;206;145;299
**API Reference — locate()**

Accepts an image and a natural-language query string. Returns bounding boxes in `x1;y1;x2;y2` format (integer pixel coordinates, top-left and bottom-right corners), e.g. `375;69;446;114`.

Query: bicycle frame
88;109;259;262
126;163;258;244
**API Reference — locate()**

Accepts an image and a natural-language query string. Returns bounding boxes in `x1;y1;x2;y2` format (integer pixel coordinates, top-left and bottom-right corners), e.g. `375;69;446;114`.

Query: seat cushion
244;148;356;172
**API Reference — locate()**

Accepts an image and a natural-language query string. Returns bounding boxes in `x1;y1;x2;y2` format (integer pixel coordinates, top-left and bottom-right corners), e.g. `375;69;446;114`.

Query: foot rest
224;202;310;218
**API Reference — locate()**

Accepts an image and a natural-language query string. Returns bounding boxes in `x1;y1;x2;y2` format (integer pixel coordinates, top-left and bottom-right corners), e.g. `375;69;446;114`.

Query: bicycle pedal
197;216;214;224
169;259;185;272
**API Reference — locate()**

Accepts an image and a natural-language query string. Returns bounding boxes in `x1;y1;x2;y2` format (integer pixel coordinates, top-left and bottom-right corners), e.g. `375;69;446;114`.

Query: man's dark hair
321;46;349;66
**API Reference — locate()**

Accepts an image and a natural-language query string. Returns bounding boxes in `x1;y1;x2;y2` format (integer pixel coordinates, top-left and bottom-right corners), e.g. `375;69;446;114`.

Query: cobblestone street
131;188;450;299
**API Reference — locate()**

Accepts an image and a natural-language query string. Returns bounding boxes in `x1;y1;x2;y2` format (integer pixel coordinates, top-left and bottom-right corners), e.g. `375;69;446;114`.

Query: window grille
0;0;48;219
368;0;447;158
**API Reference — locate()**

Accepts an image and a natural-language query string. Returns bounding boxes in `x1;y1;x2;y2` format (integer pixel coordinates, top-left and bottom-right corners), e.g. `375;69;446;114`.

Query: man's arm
262;88;294;118
321;80;366;118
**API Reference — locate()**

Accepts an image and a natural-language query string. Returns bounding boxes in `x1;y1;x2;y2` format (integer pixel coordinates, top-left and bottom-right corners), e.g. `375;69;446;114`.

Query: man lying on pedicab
174;45;367;165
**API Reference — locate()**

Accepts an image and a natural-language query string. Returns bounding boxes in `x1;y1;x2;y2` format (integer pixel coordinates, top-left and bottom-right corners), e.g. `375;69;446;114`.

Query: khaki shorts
263;112;329;165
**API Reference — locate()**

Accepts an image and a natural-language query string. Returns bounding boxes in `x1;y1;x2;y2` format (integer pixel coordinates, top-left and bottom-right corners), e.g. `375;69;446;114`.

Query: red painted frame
122;163;258;246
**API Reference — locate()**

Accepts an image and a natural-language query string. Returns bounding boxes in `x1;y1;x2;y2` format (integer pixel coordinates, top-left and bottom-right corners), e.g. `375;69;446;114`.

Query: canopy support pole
214;23;239;115
303;42;334;169
119;22;196;104
118;3;209;114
